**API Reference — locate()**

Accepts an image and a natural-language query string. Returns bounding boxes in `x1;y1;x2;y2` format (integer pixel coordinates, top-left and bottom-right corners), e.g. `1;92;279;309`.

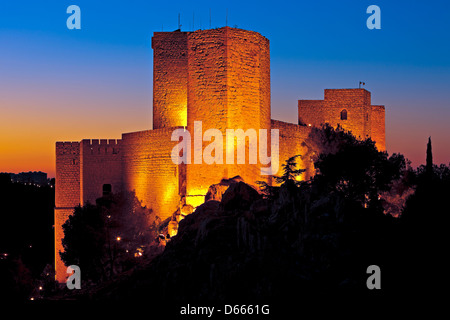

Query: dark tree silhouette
0;174;54;301
257;155;305;199
60;191;161;284
426;136;433;176
307;125;405;213
274;155;306;185
398;138;450;295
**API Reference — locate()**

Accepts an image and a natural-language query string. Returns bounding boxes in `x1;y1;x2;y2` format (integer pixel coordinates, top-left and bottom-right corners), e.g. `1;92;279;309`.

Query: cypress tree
426;136;433;175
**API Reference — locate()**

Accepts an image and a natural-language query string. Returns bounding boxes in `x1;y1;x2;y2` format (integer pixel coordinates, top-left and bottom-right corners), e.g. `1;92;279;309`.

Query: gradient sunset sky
1;0;449;177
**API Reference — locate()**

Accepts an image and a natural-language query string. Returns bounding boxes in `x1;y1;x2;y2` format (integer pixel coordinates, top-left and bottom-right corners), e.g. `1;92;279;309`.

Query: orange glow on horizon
0;96;150;177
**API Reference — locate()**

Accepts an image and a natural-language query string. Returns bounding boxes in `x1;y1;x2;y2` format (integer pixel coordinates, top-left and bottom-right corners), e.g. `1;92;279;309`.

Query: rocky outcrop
168;176;247;238
204;176;244;202
81;177;396;303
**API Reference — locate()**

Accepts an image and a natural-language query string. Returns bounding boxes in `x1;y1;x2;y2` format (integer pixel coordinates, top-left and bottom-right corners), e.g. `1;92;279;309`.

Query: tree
60;191;161;283
312;127;404;212
397;141;450;294
274;155;306;185
0;173;55;301
426;136;433;176
258;155;305;199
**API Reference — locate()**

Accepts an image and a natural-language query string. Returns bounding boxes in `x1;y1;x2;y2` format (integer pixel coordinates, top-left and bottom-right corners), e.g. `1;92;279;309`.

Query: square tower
298;88;385;151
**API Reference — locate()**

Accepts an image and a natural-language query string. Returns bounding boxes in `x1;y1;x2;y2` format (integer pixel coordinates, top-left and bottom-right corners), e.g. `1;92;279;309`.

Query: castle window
340;109;348;121
103;184;112;196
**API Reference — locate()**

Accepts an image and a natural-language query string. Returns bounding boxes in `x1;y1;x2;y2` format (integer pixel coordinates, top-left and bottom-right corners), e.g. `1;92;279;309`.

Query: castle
54;27;385;282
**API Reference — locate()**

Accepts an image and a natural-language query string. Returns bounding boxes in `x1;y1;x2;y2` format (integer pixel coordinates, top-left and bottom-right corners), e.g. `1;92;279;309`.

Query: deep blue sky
1;0;449;175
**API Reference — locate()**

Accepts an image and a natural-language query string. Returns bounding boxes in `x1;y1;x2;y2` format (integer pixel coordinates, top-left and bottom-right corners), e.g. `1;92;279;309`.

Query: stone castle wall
80;139;123;205
271;119;315;181
371;105;386;151
121;128;183;221
54;142;80;282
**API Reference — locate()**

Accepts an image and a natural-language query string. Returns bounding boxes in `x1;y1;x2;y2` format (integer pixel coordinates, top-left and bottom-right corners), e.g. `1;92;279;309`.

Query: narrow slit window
103;184;112;196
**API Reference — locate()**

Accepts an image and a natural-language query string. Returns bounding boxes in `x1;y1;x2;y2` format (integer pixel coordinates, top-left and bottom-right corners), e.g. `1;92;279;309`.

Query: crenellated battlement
81;139;121;146
56;142;80;155
80;139;122;155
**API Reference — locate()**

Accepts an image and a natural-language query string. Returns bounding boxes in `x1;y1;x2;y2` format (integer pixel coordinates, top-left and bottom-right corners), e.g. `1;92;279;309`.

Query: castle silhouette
54;27;385;282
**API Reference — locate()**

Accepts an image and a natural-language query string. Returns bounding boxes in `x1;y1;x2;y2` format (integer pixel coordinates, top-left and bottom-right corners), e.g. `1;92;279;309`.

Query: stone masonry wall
185;27;271;206
152;31;189;129
371;105;386;151
298;89;385;151
54;142;80;282
271;120;315;181
122;128;182;221
298;100;324;127
226;28;271;185
185;28;229;206
323;89;371;140
80;139;123;205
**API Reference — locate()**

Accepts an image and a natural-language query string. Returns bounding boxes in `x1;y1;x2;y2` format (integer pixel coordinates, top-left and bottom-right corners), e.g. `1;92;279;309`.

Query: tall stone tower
185;27;271;206
151;27;271;207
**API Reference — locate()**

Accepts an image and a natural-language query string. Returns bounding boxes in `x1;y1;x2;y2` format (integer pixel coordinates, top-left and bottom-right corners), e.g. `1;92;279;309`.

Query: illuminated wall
185;27;271;206
271;120;315;181
80;139;123;205
298;88;386;151
152;31;188;129
121;128;182;221
370;105;386;151
54;142;80;283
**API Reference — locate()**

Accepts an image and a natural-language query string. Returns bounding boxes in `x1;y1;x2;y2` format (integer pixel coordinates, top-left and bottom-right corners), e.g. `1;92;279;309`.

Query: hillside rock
204;175;244;202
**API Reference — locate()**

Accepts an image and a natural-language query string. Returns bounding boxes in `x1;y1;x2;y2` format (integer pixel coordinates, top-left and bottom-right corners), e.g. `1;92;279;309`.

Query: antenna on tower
178;13;182;30
226;8;228;27
209;8;211;29
193;12;195;30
